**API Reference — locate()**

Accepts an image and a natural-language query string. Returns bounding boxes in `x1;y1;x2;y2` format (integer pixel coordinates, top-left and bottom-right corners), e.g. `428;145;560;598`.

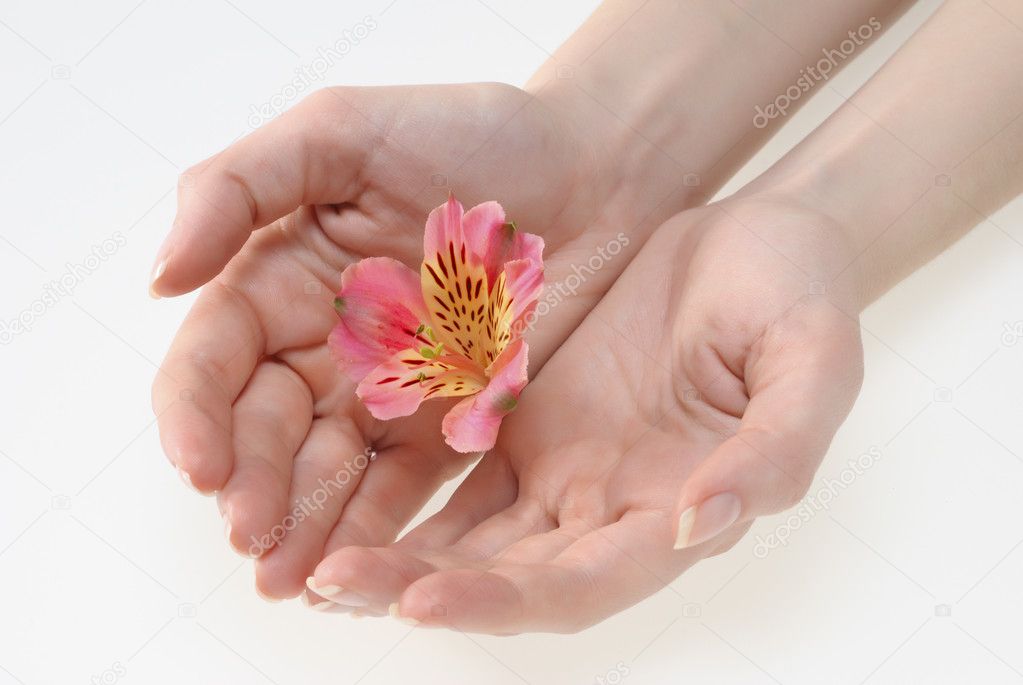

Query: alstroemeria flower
328;195;544;452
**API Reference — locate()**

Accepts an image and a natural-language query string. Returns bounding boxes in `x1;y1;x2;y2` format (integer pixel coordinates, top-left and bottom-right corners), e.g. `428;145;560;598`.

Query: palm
153;83;687;598
306;198;863;632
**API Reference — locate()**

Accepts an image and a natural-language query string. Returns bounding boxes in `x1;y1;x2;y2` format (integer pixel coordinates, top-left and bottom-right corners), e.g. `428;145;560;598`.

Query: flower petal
328;257;432;381
356;349;486;421
421;197;492;368
420;195;545;370
462;202;544;285
441;339;529;452
422;194;466;265
485;256;544;352
500;257;545;325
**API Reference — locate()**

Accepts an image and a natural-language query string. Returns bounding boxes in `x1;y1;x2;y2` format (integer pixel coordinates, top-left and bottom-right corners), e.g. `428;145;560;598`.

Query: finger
447;498;554;559
393;510;684;634
305;499;561;610
487;518;592;565
152;283;263;492
253;415;369;598
151;87;380;297
307;440;478;606
396;452;517;550
308;546;446;611
318;440;471;554
672;304;863;549
305;451;515;609
220;360;313;557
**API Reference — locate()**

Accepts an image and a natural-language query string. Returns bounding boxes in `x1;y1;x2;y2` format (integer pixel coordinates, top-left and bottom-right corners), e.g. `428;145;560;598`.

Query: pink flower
328;195;544;452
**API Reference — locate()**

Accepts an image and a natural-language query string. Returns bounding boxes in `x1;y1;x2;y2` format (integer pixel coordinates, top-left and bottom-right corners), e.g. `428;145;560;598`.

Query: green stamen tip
415;324;425;335
420;347;435;359
495;393;518;412
333;296;345;314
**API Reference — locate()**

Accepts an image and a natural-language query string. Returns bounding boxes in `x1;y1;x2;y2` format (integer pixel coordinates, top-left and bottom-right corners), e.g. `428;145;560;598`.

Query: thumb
149;87;385;298
673;308;863;550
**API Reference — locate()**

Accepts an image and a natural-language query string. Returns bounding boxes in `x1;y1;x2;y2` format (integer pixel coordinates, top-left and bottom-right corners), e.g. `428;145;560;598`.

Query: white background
1;1;1022;683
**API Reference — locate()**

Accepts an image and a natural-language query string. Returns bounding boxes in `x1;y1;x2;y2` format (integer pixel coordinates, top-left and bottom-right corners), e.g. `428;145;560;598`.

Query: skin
301;0;1023;632
309;197;865;632
150;0;908;604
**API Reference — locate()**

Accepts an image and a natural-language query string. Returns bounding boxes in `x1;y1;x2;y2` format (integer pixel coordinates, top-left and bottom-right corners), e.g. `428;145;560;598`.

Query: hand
150;83;686;599
305;194;865;632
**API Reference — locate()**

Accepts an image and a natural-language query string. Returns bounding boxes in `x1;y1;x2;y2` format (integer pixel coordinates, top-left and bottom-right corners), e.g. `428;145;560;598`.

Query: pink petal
464;202;545;286
356;350;486;421
422;194;466;266
441;339;529;452
501;257;544;325
424;195;544;286
328;257;431;381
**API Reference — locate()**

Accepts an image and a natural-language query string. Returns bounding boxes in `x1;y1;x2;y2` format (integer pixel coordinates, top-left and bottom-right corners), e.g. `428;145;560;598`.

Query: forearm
527;0;913;205
745;0;1023;308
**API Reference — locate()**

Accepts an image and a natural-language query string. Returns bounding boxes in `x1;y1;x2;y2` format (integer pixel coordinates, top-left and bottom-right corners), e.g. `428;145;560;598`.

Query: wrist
525;0;912;221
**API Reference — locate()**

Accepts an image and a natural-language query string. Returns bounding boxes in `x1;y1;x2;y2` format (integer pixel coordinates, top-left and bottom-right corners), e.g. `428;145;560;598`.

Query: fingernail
332;590;371;607
389;602;418;626
255;585;281;604
177;467;197;492
149;232;176;298
149;258;167;299
305;576;370;606
673;492;742;550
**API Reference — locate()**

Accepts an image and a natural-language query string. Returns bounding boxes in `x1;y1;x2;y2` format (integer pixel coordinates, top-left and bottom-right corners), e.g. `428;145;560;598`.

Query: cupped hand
150;83;687;600
305;194;865;632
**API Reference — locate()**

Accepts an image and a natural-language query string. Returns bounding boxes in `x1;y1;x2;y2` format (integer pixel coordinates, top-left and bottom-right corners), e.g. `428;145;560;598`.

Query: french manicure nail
673;492;742;550
305;577;370;606
331;590;370;607
255;585;281;603
149;258;168;299
149;230;177;298
177;467;197;492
